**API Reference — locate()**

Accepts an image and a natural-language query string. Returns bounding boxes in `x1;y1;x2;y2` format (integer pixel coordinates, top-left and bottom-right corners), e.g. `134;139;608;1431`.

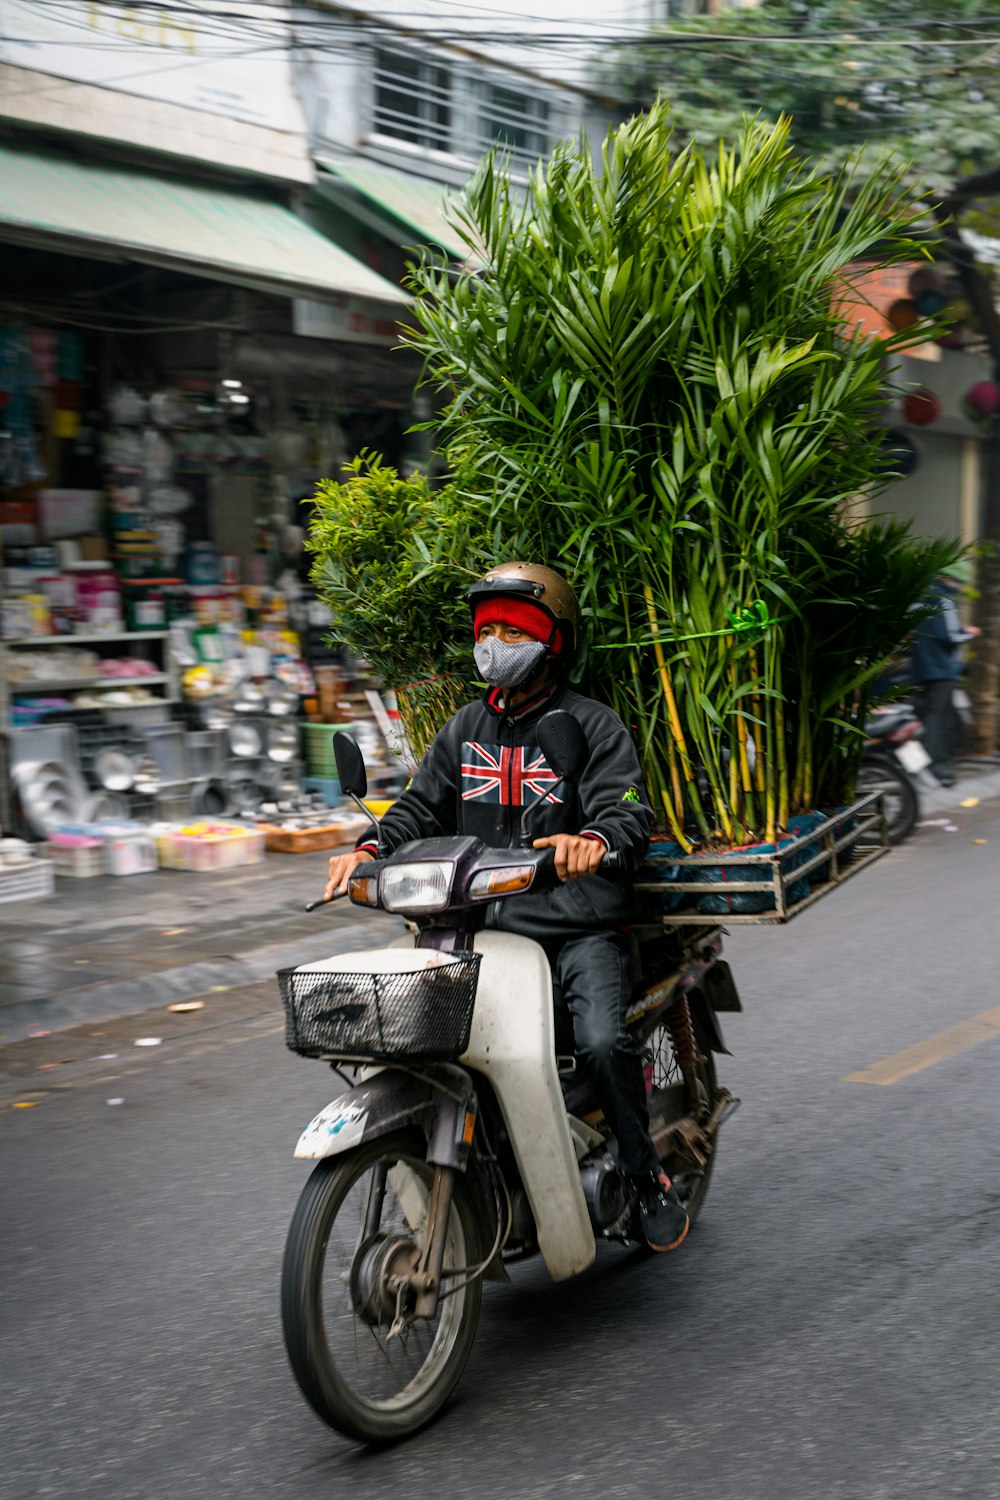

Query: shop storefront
0;142;413;885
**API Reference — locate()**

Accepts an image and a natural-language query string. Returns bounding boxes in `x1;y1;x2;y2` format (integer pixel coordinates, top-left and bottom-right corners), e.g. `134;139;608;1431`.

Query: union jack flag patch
460;741;563;807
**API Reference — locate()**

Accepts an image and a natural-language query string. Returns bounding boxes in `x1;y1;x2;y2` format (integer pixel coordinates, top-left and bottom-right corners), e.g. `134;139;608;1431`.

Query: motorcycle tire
648;1012;718;1225
857;760;919;846
281;1131;483;1445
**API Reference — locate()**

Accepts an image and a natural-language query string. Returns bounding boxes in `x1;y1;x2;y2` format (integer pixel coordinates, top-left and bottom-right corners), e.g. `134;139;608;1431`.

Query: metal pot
190;778;229;817
133;756;162;797
228;721;262;759
257;762;302;803
266;722;299;763
94;748;136;793
225;773;261;813
88;791;131;822
232;683;265;714
265;681;299;717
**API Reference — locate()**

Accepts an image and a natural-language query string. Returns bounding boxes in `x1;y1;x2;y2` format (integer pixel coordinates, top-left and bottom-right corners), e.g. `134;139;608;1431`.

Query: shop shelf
10;673;170;693
4;632;170;646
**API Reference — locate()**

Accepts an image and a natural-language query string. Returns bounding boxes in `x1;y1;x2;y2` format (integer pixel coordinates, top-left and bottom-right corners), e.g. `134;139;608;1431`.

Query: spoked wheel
647;1017;719;1223
281;1132;482;1444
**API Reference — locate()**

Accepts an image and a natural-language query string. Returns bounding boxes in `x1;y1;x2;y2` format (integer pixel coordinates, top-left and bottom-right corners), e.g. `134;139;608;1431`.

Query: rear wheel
857;759;919;845
647;1017;718;1223
281;1132;482;1444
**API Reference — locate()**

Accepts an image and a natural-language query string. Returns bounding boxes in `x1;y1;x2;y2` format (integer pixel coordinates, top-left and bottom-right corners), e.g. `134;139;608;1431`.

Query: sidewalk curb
0;917;401;1046
919;766;1000;815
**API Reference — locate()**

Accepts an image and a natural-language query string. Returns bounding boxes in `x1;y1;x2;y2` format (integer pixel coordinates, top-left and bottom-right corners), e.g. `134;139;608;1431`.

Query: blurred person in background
910;560;980;787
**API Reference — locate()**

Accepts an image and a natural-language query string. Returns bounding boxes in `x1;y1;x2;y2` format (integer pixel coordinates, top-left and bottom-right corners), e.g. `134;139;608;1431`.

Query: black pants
550;930;661;1178
914;679;959;771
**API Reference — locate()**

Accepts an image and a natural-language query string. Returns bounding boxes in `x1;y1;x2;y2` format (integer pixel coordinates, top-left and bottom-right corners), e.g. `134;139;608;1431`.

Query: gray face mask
473;636;548;687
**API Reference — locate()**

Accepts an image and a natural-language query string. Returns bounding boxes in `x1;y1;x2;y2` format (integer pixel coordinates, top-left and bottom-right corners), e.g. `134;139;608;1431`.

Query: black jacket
357;683;653;941
910;582;973;684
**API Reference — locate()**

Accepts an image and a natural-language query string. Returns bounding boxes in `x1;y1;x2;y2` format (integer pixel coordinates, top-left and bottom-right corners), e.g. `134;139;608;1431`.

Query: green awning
316;158;469;261
0;144;408;306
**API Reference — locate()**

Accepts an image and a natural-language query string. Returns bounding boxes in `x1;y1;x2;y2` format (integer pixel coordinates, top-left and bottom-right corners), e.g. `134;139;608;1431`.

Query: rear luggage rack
636;791;889;926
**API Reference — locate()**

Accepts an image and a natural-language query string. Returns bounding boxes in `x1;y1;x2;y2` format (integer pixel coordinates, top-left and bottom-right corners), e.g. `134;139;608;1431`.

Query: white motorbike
280;717;741;1444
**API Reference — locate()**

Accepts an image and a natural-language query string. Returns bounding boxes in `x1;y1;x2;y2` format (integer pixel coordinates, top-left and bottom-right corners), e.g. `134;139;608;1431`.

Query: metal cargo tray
635;792;889;926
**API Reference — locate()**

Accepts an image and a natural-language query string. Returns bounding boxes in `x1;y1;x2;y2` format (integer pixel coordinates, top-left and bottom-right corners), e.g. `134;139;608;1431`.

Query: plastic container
155;821;265;872
303;775;342;808
47;835;107;878
300;722;356;778
0;858;55;905
104;827;158;876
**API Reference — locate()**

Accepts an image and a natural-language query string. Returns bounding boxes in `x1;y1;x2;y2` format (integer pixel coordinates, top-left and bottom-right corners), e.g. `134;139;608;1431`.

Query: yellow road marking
843;1004;1000;1085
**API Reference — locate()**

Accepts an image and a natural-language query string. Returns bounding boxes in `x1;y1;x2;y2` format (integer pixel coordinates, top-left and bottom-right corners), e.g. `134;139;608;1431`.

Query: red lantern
887;299;921;332
961;380;1000;423
903;388;941;426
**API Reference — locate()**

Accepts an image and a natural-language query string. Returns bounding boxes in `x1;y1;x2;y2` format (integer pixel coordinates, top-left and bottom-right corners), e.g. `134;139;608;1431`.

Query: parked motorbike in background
857;702;928;844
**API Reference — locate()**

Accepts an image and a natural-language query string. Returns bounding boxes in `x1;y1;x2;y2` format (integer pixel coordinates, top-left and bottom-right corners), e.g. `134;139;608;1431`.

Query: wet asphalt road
3;803;1000;1500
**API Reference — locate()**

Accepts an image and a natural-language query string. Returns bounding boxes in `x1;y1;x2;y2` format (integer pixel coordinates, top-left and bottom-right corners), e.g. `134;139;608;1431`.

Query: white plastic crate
106;830;157;876
0;858;55;904
46;841;107;878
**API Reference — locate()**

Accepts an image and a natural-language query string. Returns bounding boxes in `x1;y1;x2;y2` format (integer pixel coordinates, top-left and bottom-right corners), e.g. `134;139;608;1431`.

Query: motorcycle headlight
467;865;536;900
379;861;453;914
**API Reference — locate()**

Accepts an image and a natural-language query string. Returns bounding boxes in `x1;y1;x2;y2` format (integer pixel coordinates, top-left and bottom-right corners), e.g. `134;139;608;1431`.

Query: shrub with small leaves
305;454;487;758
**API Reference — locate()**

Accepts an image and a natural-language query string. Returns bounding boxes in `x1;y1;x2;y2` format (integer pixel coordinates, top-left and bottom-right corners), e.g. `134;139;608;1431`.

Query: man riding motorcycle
325;562;689;1252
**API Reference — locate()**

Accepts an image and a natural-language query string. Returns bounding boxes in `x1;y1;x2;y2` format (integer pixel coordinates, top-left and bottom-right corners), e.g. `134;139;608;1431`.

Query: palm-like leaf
399;106;958;840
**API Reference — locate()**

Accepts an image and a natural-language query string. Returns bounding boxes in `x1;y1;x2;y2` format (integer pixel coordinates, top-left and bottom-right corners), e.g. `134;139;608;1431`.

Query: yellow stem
644;585;692;782
660;790;693;852
750;649;765;794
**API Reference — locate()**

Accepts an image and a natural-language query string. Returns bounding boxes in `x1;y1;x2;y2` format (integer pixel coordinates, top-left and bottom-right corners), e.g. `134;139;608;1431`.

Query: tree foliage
605;0;1000;193
403;108;958;843
305;455;486;758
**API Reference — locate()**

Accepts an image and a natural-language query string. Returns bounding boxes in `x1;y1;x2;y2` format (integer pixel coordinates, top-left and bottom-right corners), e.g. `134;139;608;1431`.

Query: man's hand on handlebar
532;833;606;882
324;848;374;902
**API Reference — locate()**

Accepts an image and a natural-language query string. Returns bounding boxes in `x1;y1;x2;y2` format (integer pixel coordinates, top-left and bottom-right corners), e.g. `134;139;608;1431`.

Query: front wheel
857;758;919;845
281;1132;483;1444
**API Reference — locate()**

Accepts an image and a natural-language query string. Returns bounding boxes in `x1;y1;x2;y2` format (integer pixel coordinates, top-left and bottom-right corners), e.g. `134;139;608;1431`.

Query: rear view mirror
333;732;368;799
537;712;588;784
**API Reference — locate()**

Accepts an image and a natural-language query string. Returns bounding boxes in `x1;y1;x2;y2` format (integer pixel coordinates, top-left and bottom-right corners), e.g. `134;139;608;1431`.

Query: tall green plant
305;455;486;758
404;107;958;843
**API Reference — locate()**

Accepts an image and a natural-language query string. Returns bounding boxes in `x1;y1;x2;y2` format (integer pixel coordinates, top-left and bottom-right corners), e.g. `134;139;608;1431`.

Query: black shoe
635;1172;690;1253
931;765;956;787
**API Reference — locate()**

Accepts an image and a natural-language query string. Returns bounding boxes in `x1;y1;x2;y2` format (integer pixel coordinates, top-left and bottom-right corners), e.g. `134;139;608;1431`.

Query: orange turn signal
468;865;535;899
347;874;379;907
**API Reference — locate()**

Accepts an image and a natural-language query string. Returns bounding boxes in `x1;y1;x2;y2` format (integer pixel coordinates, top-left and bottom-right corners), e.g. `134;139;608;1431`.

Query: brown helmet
467;562;580;656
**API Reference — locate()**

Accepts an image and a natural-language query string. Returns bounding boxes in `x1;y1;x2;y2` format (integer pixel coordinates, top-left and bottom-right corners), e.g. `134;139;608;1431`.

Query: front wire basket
278;952;481;1062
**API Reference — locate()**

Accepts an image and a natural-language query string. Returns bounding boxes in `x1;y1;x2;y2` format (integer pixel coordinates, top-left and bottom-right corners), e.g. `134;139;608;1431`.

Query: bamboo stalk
774;650;789;830
644;585;693;781
750;649;766;798
660;789;693;852
763;634;777;843
731;654;757;833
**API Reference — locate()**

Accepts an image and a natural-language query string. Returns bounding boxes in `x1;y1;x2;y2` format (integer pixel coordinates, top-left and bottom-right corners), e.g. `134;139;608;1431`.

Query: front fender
294;1069;439;1160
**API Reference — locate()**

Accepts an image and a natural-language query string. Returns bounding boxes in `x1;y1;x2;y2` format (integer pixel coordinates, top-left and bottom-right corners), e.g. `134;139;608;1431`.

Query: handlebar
306;844;623;913
303;890;347;913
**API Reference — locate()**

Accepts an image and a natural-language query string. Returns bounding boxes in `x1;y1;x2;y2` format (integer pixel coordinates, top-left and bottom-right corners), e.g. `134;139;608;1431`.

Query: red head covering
472;597;564;654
